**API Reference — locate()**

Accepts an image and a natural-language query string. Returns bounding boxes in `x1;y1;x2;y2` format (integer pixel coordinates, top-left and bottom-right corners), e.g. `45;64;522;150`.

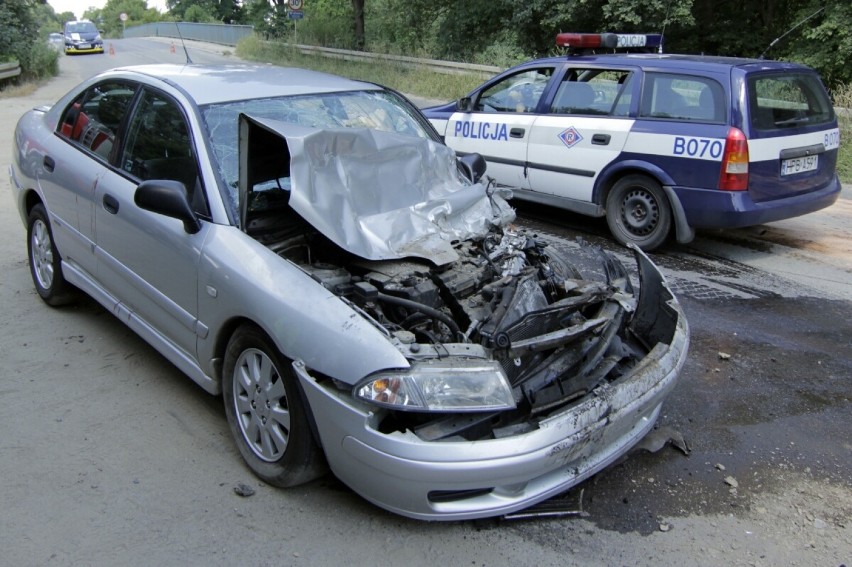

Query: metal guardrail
123;22;253;46
124;22;502;78
0;61;22;81
283;43;502;78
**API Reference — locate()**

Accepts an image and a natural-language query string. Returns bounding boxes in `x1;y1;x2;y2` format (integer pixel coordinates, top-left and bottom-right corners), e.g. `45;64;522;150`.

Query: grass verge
235;35;483;104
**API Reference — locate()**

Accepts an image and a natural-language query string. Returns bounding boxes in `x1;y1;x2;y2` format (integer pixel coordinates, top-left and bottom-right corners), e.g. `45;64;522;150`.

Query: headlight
354;360;516;412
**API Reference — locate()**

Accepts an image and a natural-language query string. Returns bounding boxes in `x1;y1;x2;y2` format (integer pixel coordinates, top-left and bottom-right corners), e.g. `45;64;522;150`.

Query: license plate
781;155;818;176
78;43;90;49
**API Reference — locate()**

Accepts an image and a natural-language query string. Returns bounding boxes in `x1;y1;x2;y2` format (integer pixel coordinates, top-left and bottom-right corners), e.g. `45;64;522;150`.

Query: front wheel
223;325;326;487
605;175;672;251
27;203;74;306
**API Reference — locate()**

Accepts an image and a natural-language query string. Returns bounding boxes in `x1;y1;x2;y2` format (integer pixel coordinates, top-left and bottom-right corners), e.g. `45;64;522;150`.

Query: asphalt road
1;38;850;566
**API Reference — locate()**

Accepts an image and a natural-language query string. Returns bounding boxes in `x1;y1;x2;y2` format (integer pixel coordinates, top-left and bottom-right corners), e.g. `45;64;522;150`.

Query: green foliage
236;35;482;100
793;1;852;89
0;0;59;82
832;83;852;183
86;0;164;37
184;4;218;22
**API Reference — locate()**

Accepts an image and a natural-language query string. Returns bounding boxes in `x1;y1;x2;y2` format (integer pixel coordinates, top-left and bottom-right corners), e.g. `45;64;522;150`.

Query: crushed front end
239;119;689;520
293;234;688;520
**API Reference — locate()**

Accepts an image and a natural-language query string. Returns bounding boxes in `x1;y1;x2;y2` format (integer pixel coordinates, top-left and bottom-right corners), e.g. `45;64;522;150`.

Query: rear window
748;73;834;131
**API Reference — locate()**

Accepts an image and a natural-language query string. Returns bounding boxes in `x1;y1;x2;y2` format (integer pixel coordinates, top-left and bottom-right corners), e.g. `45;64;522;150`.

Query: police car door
526;68;636;208
443;67;556;190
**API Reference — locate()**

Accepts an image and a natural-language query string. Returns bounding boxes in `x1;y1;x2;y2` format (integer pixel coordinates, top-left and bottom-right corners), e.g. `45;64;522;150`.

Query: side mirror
457;96;473;112
134;179;202;234
458;153;487;183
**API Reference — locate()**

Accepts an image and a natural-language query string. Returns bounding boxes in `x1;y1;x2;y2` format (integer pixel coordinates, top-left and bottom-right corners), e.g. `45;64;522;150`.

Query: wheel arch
593;160;676;207
213;316;325;451
594;161;694;244
23;188;44;218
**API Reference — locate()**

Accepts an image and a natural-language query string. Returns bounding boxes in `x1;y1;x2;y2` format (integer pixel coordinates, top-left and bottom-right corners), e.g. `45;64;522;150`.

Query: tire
223;324;326;487
605;174;672;251
27;203;74;306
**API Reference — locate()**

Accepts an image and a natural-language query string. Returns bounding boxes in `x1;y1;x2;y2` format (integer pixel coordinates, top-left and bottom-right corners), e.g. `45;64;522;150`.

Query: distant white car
48;32;64;51
9;63;688;520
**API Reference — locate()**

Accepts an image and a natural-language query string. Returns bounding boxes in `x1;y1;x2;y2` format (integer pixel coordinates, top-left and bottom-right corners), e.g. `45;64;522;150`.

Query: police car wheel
605;175;672;251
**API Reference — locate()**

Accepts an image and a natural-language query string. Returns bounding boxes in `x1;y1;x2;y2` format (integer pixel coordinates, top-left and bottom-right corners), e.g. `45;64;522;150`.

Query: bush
832;82;852;183
20;41;58;81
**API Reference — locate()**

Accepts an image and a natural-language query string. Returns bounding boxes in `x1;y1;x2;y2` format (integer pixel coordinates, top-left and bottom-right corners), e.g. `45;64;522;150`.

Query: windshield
201;89;434;213
66;22;98;34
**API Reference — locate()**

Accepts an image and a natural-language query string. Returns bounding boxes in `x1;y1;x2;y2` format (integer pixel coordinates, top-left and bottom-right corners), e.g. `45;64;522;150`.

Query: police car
423;33;841;250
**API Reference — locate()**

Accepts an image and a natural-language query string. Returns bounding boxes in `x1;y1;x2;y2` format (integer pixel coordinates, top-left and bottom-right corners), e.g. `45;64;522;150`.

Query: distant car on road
48;32;64;51
9;63;687;520
424;33;841;251
63;20;104;55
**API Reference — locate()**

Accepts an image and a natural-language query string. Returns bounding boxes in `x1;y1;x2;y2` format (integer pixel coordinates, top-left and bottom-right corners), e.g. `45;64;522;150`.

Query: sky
48;1;169;21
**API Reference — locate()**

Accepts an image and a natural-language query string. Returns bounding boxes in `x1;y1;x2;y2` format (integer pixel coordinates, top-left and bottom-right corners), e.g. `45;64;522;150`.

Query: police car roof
527;53;812;73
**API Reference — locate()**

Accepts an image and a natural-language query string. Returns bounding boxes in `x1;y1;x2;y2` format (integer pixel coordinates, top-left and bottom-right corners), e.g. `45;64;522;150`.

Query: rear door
526;66;637;205
442;66;557;190
743;70;840;202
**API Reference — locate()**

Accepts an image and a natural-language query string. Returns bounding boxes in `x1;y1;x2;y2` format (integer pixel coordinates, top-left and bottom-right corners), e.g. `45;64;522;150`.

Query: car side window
121;89;208;215
475;68;554;113
57;81;135;160
639;73;725;122
550;69;634;116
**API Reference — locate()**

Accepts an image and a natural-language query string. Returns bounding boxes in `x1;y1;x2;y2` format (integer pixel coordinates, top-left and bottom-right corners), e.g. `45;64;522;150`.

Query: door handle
103;194;119;215
592;134;611;145
43;156;55;173
510;128;526;139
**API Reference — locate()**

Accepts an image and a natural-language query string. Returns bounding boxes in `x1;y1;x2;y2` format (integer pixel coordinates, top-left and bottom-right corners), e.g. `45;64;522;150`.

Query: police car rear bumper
672;174;841;229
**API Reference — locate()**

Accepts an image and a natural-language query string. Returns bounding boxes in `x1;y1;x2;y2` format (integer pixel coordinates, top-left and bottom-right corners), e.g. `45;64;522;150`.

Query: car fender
196;224;410;387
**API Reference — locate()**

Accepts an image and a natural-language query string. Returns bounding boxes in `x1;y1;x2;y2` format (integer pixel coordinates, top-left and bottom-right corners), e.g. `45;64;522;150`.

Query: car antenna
759;6;824;59
175;21;194;64
658;0;671;53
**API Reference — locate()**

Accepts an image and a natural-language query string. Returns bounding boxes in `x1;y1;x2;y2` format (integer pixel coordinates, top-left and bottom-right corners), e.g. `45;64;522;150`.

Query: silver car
9;64;689;520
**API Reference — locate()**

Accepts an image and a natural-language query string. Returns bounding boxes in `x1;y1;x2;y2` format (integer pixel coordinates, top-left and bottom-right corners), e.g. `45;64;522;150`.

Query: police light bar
555;33;663;51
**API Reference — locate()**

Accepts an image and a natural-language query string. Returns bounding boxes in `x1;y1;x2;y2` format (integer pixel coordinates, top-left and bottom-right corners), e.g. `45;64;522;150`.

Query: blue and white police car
423;33;841;250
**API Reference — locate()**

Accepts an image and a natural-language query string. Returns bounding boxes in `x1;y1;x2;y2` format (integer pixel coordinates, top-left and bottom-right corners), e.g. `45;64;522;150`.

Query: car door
525;67;637;205
45;80;135;279
94;87;210;361
442;66;556;190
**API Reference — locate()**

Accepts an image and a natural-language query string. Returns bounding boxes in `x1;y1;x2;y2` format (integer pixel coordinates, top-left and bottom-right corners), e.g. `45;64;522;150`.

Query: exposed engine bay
251;213;653;442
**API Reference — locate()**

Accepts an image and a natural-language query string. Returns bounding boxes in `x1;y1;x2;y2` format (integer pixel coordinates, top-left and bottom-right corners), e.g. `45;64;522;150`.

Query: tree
0;0;58;81
351;0;364;50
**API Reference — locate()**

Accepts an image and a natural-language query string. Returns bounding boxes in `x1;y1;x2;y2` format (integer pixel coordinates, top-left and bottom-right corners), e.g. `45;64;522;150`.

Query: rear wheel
223;324;326;487
605;175;672;251
27;204;74;306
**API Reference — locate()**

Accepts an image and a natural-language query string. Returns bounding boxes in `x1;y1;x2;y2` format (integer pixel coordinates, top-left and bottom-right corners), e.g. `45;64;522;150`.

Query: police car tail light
719;127;749;191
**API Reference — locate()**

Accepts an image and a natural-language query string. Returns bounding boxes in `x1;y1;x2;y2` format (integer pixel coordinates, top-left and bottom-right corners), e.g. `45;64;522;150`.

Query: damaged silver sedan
10;64;688;520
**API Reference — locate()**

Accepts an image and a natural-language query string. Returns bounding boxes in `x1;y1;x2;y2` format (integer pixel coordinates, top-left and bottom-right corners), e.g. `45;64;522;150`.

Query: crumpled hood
239;115;515;265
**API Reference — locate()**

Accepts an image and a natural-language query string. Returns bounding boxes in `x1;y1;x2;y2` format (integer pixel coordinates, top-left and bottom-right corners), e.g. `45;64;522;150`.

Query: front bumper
296;249;689;520
65;43;104;55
